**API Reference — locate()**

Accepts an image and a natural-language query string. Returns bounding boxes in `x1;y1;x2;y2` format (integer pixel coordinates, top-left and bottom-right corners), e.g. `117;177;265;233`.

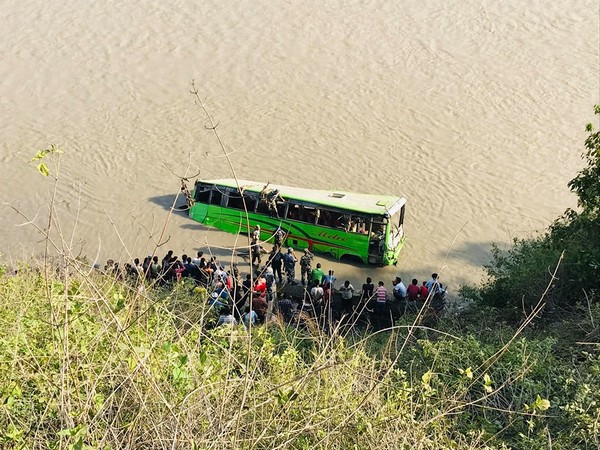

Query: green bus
188;179;406;265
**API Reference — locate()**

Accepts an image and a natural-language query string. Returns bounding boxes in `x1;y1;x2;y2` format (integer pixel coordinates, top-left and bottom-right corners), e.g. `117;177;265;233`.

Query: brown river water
1;0;598;297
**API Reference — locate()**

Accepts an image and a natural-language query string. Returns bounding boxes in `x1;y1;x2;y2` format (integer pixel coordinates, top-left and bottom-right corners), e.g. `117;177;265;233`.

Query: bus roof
200;178;406;216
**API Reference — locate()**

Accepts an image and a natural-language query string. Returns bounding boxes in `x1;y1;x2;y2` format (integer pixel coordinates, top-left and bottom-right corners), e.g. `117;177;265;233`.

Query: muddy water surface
1;0;598;295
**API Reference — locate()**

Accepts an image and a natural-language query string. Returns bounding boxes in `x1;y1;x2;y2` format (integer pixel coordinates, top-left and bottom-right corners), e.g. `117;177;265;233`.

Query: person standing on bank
339;280;355;313
273;227;285;249
426;273;446;297
251;238;262;266
375;281;388;316
361;277;375;304
299;248;314;285
311;262;325;285
269;246;284;283
282;247;297;284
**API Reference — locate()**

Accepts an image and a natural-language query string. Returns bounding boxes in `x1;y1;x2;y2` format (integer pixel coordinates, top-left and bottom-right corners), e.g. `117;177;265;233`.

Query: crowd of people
100;225;447;330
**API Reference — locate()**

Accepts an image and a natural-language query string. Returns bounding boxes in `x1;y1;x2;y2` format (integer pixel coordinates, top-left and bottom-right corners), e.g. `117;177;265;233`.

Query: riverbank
0;257;597;449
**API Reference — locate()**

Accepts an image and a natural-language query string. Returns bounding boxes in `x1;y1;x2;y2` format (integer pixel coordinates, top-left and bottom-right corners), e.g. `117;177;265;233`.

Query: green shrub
0;259;597;449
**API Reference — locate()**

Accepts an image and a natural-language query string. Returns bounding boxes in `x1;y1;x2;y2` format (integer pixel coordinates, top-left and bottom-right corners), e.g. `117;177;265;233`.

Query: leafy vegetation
0;262;597;449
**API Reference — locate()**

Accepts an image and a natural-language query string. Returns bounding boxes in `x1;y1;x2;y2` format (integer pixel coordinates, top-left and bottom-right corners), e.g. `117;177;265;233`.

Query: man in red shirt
420;281;429;300
407;278;420;301
254;274;267;294
251;293;268;323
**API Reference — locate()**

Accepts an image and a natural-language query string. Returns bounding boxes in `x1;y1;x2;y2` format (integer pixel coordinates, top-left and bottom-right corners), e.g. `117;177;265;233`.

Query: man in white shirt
339;280;355;313
191;251;204;266
392;277;407;301
426;273;446;296
310;282;324;303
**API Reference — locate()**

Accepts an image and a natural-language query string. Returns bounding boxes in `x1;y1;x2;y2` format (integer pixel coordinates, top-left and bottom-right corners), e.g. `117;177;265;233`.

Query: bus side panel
190;205;373;264
189;203;223;228
216;208;285;238
189;203;209;223
284;222;370;263
213;208;251;235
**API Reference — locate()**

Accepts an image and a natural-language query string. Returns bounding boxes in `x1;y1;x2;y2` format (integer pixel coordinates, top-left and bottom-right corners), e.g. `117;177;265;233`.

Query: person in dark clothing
183;255;200;279
251;238;262;266
361;277;375;303
269;246;284;283
277;296;294;322
282;247;297;284
299;248;314;285
142;256;151;279
161;250;174;275
242;274;252;294
251;294;268;323
231;277;246;321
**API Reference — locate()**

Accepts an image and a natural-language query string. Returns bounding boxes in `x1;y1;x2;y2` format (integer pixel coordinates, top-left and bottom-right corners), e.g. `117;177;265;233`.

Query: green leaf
31;149;49;161
421;370;432;386
70;437;84;450
459;367;473;379
199;350;207;365
276;389;288;404
37;162;50;176
5;423;23;440
535;394;550;411
483;373;493;393
58;428;76;437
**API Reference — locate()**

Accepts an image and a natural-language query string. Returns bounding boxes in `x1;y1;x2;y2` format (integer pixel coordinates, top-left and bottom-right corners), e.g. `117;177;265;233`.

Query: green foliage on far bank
462;107;600;316
0;262;598;449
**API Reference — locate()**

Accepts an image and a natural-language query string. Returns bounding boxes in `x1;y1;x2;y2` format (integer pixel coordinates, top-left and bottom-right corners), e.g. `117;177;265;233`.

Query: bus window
344;216;372;234
390;205;405;233
194;186;211;203
317;209;336;227
247;195;257;212
227;193;245;210
210;189;223;206
276;201;288;218
343;215;359;233
371;216;387;236
287;203;300;220
302;206;319;224
256;199;271;215
333;213;353;231
356;217;371;235
390;207;404;227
